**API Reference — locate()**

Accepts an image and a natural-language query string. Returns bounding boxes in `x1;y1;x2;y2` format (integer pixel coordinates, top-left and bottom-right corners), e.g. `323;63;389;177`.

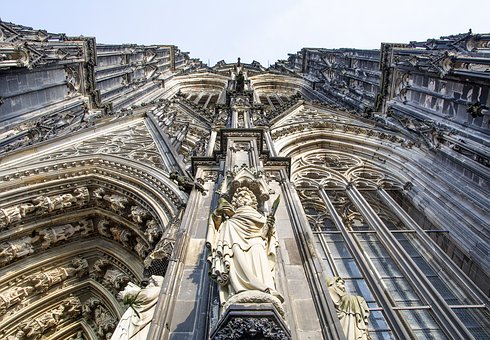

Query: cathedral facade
0;20;489;339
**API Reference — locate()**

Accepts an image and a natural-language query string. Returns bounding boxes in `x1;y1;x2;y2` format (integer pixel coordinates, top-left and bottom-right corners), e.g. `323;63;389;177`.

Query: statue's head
232;187;258;209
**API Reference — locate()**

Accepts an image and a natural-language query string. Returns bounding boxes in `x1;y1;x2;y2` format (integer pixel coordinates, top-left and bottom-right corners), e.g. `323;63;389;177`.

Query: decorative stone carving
111;275;164;340
129;206;148;224
0;286;34;315
103;194;128;213
0;203;36;228
26;257;88;293
32;187;89;214
213;316;289;340
206;186;282;306
103;269;130;291
0;236;39;266
144;219;161;244
134;238;150;258
11;297;81;339
90;258;111;280
97;219;112;238
39;220;93;249
169;171;206;194
82;298;116;339
110;226;131;248
326;277;370;340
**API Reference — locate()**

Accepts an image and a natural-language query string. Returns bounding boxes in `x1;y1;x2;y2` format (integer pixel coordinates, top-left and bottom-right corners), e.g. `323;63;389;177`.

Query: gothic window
292;150;490;339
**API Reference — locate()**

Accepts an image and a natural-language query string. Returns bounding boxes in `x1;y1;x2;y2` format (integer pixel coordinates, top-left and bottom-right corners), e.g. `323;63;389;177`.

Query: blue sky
2;0;489;66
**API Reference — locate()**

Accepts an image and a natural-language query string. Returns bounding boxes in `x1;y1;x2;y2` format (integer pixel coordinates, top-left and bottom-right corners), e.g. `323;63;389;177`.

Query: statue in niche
206;186;282;307
326;277;370;340
235;71;245;93
111;275;164;340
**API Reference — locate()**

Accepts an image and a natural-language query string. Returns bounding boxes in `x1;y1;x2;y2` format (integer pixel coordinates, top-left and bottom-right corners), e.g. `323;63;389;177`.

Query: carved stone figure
33;193;76;213
91;258;111;280
206;187;281;305
134;238;150;258
97;219;112;238
103;194;129;212
14;297;81;339
110;226;132;247
111;275;164;340
94;305;117;339
27;257;88;292
144;219;161;244
0;203;36;228
129;206;148;224
103;269;130;290
0;286;34;315
0;236;39;266
39;223;79;249
326;277;370;340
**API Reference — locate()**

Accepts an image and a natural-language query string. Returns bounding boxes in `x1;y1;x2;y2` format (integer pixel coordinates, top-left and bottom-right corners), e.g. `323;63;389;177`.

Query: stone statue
129;206;148;224
103;194;129;212
39;223;80;249
144;219;161;244
27;257;88;292
206;186;281;306
103;269;130;290
110;226;131;248
0;236;39;266
134;238;149;258
0;203;36;228
13;297;81;339
326;277;370;340
111;275;164;340
0;286;34;315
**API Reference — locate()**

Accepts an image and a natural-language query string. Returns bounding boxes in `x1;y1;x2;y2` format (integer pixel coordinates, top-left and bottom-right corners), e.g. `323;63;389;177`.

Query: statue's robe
207;205;277;303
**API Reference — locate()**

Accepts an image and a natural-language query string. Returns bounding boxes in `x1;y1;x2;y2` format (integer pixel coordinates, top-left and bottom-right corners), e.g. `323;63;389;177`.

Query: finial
237;57;241;66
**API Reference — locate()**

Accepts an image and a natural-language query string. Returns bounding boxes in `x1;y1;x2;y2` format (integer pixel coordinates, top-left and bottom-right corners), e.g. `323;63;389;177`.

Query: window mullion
346;185;473;339
319;187;412;340
378;188;489;305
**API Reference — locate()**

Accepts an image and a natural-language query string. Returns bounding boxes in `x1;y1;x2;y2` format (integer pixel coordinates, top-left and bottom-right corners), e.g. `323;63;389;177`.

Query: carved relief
27;257;88;292
144;219;162;244
103;269;130;291
10;297;81;340
0;236;38;266
33;187;89;214
39;122;167;171
103;194;128;213
0;204;36;229
82;298;116;339
39;220;93;249
129;206;149;224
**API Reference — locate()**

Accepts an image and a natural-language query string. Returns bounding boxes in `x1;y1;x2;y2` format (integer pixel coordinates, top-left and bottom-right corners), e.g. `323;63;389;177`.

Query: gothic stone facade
0;21;489;340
